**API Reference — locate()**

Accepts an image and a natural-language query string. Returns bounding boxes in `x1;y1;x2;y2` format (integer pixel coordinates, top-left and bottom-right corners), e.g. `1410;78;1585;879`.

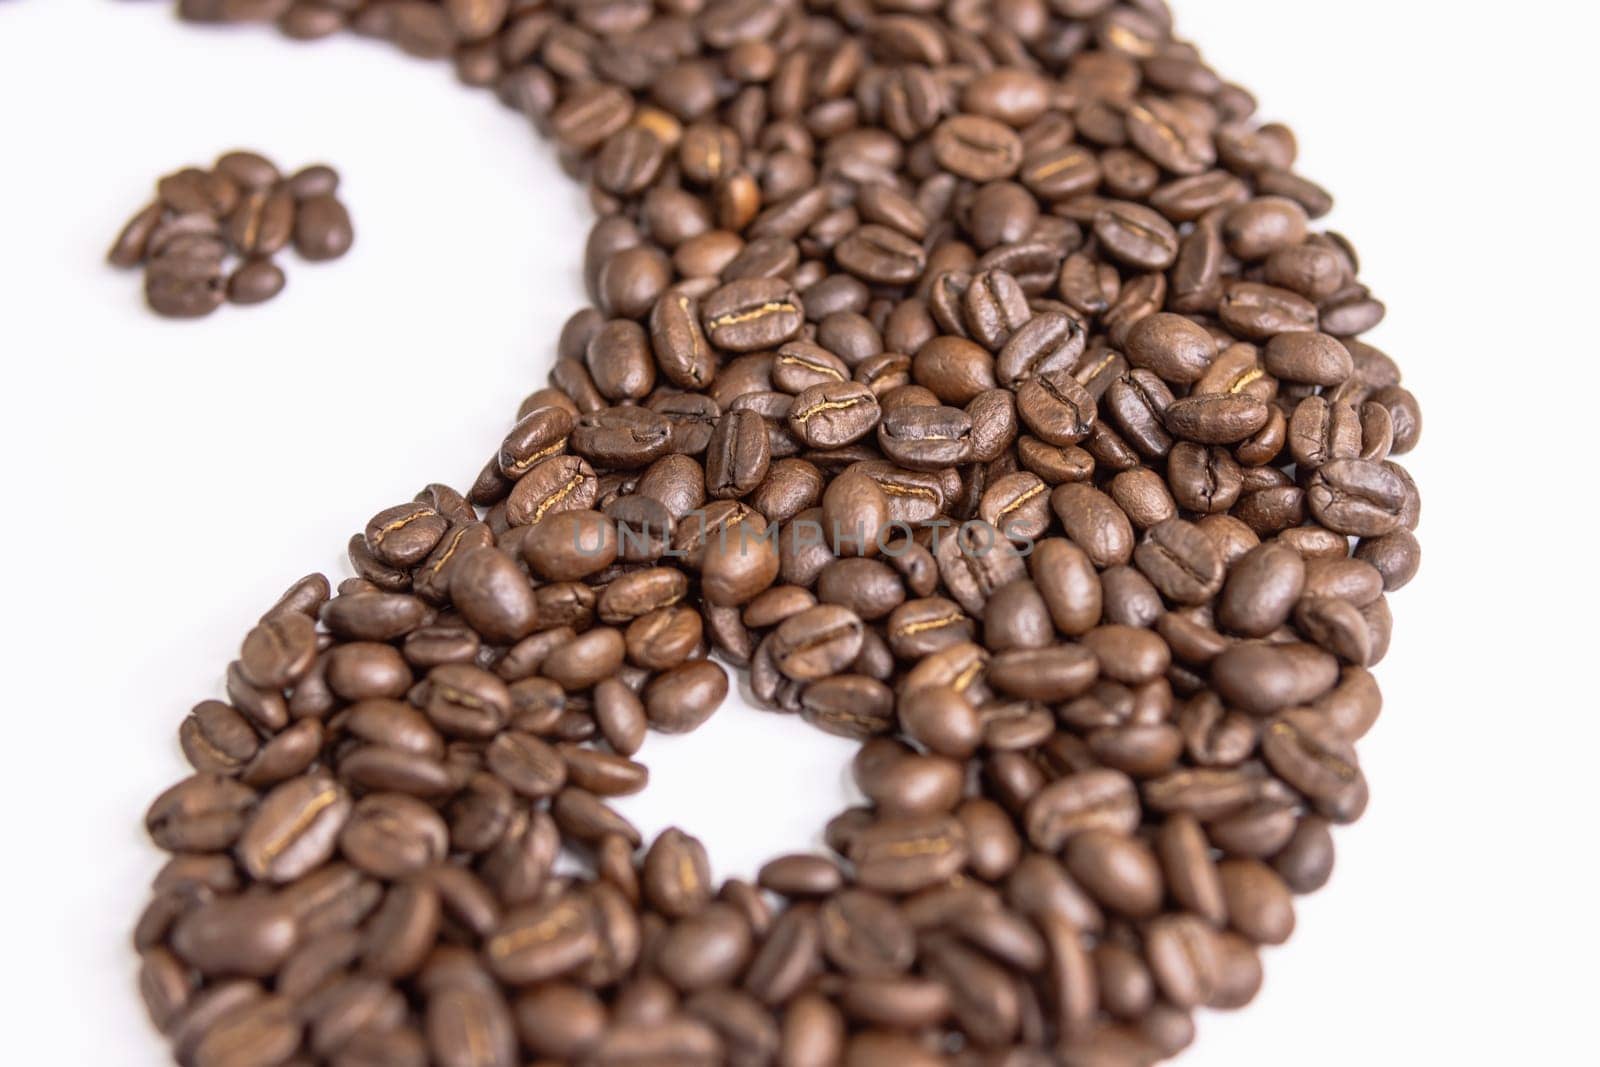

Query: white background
1;1;1596;1063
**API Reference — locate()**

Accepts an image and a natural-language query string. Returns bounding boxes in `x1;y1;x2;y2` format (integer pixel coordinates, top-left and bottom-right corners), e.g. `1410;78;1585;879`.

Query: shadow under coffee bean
129;2;1423;1065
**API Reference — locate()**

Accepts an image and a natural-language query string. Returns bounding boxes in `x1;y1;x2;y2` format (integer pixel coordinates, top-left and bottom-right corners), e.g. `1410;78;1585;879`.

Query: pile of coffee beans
135;2;1424;1065
108;151;353;317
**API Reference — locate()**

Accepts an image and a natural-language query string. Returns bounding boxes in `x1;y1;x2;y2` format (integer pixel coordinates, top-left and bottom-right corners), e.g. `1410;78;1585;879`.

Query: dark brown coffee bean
571;406;673;470
836;224;928;286
294;193;354;260
656;902;753;992
1051;483;1134;569
225;186;295;258
1133;518;1224;605
705;409;772;500
1264;331;1353;387
448;547;538;644
236;773;350;883
506;454;599;527
1144;914;1220;1008
1125;313;1216;385
1219;281;1319;339
1165;394;1271;445
819;890;915;977
172;895;297;979
1261;709;1366;821
484;895;596;985
225;258;287;305
340;792;449;878
931;113;1022;181
1065;830;1164;919
109;201;167;268
1017;369;1094;447
788;382;882;449
989;645;1098;702
1306;458;1408;536
644;660;728;733
145;247;227;318
703;277;804;351
1094;202;1178;270
1025;768;1140;851
1212;642;1339;716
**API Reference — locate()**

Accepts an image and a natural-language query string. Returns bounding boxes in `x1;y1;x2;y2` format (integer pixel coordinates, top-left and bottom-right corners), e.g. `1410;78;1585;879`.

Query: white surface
1;1;1596;1063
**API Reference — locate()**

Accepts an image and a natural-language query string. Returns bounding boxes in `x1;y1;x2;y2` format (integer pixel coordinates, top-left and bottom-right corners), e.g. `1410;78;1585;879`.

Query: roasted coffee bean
295;193;354;260
788;382;881;449
448;547;538;644
171;895;297;979
1066;830;1164;919
912;335;998;405
644;659;727;733
933;114;1024;182
1212;642;1339;717
1264;331;1353;386
705;409;772;500
836;224;928;286
1025;768;1140;851
877;404;973;471
570;407;673;470
703;277;804;352
227;186;295;257
1126;313;1216;385
1017;368;1097;446
1260;710;1363;825
145;247;226;318
1306;458;1408;536
1219;280;1319;339
1051;483;1135;569
235;773;350;883
1145;914;1220;1008
225;258;286;305
109;201;165;267
1094;202;1179;270
990;644;1098;702
1135;519;1225;605
1165;394;1271;444
507;454;599;527
340;792;449;878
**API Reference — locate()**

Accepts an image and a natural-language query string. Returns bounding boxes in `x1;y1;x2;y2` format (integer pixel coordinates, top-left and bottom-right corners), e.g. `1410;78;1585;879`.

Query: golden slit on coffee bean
257;788;340;863
1230;368;1266;394
503;438;567;477
530;473;588;525
794;397;871;419
708;302;798;328
1268;721;1359;781
488;904;587;959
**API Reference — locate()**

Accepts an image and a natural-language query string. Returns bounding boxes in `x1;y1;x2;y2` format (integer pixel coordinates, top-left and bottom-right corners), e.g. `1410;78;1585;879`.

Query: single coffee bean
1094;202;1179;270
294;194;355;260
703;277;804;352
788;381;882;449
877;404;972;471
836;224;929;286
1017;368;1098;446
226;258;286;305
235;773;350;883
933;114;1023;182
705;409;772;500
1306;458;1408;536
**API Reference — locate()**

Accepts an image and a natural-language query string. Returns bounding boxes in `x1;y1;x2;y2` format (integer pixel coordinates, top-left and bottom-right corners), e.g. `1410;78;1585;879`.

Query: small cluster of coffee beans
108;151;353;318
132;2;1423;1066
